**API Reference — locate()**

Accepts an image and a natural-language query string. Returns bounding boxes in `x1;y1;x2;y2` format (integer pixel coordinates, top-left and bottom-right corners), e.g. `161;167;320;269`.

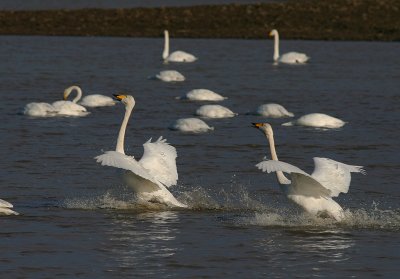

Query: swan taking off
179;89;227;102
61;86;116;108
269;29;309;64
163;30;197;63
196;105;236;118
253;103;294;118
253;122;365;221
52;86;89;117
95;94;186;208
282;113;345;128
0;198;18;215
155;70;185;82
169;118;214;133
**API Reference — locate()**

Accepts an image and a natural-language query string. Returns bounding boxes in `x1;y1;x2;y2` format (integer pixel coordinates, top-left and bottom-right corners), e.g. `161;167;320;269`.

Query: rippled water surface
1;36;400;278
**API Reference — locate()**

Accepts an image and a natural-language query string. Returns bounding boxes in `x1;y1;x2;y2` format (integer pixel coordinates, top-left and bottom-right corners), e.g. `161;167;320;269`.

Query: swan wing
95;151;160;186
0;199;13;208
168;51;197;62
280;52;309;64
80;94;115;107
311;157;366;197
256;160;308;175
139;137;178;187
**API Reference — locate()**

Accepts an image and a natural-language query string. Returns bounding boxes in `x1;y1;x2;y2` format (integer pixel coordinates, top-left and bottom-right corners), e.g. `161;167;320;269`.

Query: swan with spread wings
95;94;186;208
253;122;365;221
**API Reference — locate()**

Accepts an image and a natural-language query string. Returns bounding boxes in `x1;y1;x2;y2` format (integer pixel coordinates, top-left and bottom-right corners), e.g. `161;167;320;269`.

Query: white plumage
52;85;89;116
0;198;18;215
269;29;309;64
23;102;58;117
282;113;345;128
169;118;214;133
155;70;185;82
162;30;197;63
179;89;227;102
254;103;294;118
196;105;236;118
253;122;365;221
95;94;186;208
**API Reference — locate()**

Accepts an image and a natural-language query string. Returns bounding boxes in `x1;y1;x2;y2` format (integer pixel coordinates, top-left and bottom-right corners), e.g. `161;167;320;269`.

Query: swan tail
282;121;294;126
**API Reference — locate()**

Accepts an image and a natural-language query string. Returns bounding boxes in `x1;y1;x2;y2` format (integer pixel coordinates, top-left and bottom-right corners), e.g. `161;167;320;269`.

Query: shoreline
1;0;399;41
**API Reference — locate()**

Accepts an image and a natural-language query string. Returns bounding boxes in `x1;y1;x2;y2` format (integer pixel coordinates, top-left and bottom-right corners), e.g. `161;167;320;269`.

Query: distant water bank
1;0;399;41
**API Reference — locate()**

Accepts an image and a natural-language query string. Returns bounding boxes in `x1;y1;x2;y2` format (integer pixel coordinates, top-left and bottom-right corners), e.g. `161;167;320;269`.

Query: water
1;35;400;277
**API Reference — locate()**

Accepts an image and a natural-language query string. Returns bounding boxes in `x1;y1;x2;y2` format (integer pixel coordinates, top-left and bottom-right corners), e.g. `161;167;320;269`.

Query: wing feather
139;137;178;187
311;157;366;197
256;160;307;175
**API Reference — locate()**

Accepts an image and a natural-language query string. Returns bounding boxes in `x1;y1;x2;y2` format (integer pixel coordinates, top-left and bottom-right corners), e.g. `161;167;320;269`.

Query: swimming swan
60;86;116;108
95;94;187;208
269;29;309;64
196;105;236;118
253;122;365;221
52;86;89;116
282;113;345;128
253;103;294;118
178;89;227;101
162;30;197;63
169;118;214;133
155;70;185;82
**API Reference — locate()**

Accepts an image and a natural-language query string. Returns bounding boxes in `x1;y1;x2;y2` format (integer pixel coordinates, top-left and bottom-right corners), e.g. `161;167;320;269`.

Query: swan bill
113;94;127;101
252;122;263;128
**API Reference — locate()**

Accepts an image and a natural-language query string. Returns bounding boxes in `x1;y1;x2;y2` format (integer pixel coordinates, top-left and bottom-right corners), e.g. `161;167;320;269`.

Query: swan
253;103;294;118
52;86;89;116
23;102;58;117
269;29;309;64
95;94;187;208
169;118;214;133
162;30;197;63
282;113;345;128
178;89;227;101
196;105;236;119
155;70;185;82
60;86;116;108
0;198;18;215
253;122;365;221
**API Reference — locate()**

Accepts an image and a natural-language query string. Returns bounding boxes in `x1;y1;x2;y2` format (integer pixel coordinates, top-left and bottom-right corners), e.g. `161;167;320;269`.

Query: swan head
269;29;278;37
63;85;82;100
252;122;273;138
113;94;135;109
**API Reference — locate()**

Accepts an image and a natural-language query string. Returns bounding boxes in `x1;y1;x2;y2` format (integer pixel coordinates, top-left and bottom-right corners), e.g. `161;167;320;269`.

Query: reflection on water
106;211;180;274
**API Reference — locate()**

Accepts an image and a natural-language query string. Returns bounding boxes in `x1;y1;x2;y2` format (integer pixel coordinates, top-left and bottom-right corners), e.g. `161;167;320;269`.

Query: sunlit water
1;36;399;277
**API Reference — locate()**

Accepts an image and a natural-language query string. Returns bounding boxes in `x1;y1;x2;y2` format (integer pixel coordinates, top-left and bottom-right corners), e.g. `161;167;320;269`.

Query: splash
244;202;400;230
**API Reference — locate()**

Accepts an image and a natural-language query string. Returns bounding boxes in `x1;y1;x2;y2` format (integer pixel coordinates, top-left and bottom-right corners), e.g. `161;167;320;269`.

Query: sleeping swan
283;113;345;128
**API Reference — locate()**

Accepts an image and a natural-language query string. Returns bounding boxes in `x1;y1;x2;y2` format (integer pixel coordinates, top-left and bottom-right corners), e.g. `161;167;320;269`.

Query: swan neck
72;86;82;103
273;33;280;61
266;132;290;185
116;105;133;154
163;31;169;60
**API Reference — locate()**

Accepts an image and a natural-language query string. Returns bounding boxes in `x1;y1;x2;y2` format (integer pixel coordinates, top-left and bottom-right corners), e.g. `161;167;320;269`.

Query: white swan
179;89;227;101
169;118;214;133
253;123;365;221
269;29;309;64
0;198;18;215
253;103;294;118
23;102;58;117
155;70;185;82
196;105;236;119
282;113;345;128
52;86;89;117
95;94;186;208
162;30;197;63
60;86;116;108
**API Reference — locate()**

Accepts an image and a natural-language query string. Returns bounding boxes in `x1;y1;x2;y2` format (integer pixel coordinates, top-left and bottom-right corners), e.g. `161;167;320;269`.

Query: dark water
0;0;285;10
1;35;400;277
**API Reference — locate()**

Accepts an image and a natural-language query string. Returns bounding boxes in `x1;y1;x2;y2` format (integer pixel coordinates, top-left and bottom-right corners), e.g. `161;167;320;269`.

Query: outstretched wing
256;160;308;175
139;137;178;187
256;159;331;198
0;199;13;208
95;151;160;186
311;157;366;197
